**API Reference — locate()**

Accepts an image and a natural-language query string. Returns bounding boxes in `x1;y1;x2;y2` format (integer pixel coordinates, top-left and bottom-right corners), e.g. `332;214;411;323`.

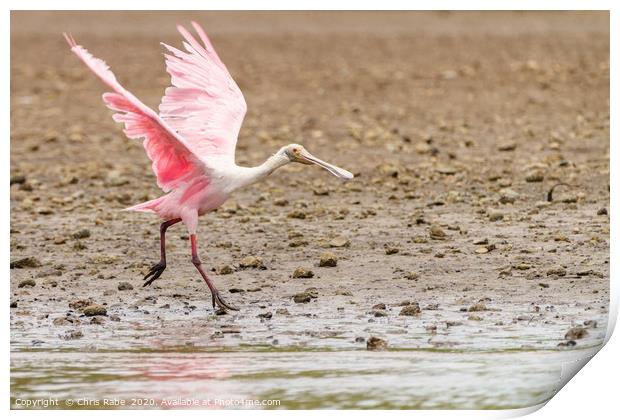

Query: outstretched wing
159;22;247;164
64;33;203;192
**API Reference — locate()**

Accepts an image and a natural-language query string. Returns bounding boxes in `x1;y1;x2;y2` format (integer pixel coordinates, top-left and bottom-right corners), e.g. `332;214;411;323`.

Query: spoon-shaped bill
299;150;354;180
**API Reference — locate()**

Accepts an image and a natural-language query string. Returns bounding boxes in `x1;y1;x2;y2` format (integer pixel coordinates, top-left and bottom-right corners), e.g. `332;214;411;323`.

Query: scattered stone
565;327;588;340
18;279;36;288
584;320;598;328
546;266;567;277
83;304;107;317
239;256;265;269
372;303;387;310
384;243;400;254
274;198;289;206
221;326;241;334
538;282;550;288
404;272;419;280
488;210;504;222
117;281;133;291
329;236;350;248
10;301;18;308
436;165;458;175
53;316;73;326
229;288;245;293
597;208;608;216
62;330;83;340
473;238;488;245
69;299;93;310
257;311;273;319
11;257;41;269
558;340;577;348
525;170;544;182
399;303;421;316
288;210;306;219
319;252;338;267
372;310;388;317
366;336;388;350
72;229;91;239
334;287;352;296
216;264;235;275
289;238;309;247
498;142;517;152
468;314;482;321
10;174;26;185
499;188;519;204
293;292;313;303
292;267;314;278
429;225;446;240
276;308;290;315
90;316;105;325
468;303;488;312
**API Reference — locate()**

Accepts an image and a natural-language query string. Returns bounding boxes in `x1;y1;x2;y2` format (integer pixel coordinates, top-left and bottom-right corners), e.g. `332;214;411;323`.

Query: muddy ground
11;12;609;358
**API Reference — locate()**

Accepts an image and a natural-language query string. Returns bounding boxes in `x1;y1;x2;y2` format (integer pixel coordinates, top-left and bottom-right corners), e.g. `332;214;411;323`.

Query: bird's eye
293;148;299;153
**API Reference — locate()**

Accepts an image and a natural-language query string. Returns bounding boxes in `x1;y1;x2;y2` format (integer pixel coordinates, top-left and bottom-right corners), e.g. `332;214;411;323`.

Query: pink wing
159;22;247;163
64;33;203;192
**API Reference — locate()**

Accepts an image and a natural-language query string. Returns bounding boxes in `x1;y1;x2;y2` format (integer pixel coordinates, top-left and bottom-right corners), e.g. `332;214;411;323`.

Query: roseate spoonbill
63;22;353;312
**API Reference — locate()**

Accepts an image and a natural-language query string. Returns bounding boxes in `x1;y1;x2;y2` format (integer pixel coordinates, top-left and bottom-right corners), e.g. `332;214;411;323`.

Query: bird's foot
212;290;239;312
143;261;166;287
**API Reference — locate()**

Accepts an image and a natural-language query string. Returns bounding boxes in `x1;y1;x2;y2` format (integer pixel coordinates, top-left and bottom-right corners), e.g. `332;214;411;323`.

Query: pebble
257;311;273;319
488;210;504;222
329;236;350;248
404;272;419;280
498;142;517;151
366;336;388;350
468;303;488;312
288;210;306;219
69;299;93;310
216;264;235;275
83;304;107;317
399;303;421;316
72;229;91;239
239;256;265;269
429;225;446;240
11;257;41;269
276;308;290;315
293;292;313;303
525;170;544;182
384;243;400;254
18;279;36;288
319;252;338;267
597;208;608;215
334;287;352;296
117;281;134;291
565;327;588;340
229;288;245;293
292;267;314;278
62;330;83;340
546;266;567;277
10;174;26;185
499;188;519;204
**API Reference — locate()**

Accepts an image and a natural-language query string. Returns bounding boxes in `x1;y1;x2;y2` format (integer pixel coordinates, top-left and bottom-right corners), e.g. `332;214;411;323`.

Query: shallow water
11;346;601;409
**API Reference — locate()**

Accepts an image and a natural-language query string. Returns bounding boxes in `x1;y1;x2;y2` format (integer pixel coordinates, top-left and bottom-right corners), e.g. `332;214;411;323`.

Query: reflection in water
10;346;601;409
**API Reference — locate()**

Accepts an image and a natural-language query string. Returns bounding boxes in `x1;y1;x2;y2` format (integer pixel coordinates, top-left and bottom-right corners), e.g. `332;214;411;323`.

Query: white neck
231;152;290;192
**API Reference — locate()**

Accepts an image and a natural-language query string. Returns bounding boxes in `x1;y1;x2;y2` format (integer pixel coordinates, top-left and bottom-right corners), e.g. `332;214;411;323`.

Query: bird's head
280;144;354;180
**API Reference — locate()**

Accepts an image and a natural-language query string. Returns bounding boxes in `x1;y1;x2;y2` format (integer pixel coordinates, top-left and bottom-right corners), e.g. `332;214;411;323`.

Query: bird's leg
143;218;181;287
190;234;239;312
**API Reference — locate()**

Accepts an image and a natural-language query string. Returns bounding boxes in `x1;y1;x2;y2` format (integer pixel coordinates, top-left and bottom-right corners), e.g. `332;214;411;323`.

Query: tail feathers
124;197;164;213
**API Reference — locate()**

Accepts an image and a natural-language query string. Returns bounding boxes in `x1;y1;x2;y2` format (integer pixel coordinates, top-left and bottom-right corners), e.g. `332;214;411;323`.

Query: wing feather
159;22;247;163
